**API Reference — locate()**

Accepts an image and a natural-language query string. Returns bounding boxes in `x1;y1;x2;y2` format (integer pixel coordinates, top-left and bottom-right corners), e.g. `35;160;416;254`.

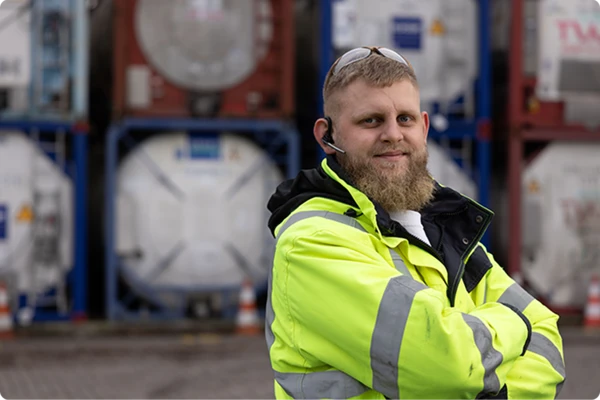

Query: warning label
16;204;33;222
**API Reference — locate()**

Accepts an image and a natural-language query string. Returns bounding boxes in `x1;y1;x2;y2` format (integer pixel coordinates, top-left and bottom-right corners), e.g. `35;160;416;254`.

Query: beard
339;144;434;212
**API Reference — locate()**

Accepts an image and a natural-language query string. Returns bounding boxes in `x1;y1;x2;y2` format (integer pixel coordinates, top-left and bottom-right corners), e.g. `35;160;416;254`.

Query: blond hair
323;53;419;118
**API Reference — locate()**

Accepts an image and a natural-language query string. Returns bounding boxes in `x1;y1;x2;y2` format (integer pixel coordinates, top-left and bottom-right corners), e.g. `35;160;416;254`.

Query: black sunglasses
332;46;410;76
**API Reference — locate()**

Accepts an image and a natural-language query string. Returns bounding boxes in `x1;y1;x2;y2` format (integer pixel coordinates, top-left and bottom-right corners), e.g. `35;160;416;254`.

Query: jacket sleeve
472;246;566;399
276;219;532;399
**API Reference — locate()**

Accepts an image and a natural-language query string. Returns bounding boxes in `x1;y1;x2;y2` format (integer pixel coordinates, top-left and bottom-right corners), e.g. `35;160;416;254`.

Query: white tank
427;140;477;201
116;132;282;293
333;0;478;116
134;0;273;91
522;142;600;309
0;131;73;299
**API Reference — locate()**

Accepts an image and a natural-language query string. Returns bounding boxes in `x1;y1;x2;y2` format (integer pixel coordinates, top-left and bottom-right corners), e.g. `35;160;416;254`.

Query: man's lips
375;151;409;158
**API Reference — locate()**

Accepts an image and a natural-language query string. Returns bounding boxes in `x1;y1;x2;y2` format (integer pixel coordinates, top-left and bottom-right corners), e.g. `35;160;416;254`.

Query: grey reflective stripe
497;283;535;312
528;333;566;399
275;370;369;399
276;210;366;241
371;275;426;399
528;332;566;381
265;266;275;351
389;249;410;276
462;314;503;396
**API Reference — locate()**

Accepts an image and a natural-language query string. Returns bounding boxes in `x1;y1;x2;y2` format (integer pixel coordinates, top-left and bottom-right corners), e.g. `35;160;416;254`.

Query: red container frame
507;0;600;315
111;0;295;120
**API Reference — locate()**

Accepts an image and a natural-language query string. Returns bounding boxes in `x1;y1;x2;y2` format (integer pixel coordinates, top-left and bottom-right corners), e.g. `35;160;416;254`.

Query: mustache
371;145;418;156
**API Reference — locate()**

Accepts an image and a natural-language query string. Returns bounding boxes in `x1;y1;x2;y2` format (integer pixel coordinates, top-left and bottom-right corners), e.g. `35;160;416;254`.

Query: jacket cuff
500;302;532;356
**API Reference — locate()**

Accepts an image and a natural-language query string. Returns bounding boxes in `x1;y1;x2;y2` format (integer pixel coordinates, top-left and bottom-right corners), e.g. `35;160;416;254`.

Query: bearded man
265;47;565;400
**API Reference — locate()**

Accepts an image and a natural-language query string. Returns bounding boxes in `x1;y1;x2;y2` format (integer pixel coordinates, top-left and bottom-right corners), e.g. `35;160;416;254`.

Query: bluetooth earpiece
323;116;334;141
322;116;346;154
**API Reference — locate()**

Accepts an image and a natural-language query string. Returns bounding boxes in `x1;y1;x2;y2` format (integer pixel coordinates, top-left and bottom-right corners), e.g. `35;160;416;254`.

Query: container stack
507;0;600;316
97;0;300;321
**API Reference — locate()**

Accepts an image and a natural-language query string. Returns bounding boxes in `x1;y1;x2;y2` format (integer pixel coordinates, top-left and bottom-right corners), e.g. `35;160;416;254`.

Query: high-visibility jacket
265;156;565;399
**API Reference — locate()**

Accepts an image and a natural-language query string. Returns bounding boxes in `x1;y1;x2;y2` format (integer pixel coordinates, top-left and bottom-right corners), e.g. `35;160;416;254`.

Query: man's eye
363;118;377;124
399;115;412;123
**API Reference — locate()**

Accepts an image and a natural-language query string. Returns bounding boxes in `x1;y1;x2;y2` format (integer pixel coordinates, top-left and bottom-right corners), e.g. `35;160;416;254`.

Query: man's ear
421;111;430;142
314;118;336;155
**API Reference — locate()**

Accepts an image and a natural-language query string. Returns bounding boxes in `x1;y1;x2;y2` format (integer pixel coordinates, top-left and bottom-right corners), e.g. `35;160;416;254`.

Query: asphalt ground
0;323;597;399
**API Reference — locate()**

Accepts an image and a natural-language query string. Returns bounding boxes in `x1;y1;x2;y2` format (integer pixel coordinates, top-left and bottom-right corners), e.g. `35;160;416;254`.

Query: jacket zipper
446;211;490;307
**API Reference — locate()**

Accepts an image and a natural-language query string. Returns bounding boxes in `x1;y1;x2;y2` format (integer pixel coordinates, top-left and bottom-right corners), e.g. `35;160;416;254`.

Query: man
265;46;565;399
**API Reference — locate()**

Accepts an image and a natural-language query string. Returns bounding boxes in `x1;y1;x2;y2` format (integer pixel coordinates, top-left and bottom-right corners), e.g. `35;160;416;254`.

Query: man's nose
380;121;405;142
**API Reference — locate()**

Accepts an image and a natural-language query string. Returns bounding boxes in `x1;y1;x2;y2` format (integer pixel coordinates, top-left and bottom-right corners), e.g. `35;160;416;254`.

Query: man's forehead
337;79;420;113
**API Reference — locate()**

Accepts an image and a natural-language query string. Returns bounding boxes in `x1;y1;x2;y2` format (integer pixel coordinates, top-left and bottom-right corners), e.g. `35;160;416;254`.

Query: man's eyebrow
351;110;385;120
393;105;420;114
352;108;418;120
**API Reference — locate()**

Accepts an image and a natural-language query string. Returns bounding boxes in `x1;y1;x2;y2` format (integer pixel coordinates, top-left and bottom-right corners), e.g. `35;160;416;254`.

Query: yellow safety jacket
265;156;565;399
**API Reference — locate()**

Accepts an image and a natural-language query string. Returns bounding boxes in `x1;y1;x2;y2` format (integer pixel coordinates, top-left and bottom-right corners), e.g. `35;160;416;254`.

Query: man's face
319;78;434;211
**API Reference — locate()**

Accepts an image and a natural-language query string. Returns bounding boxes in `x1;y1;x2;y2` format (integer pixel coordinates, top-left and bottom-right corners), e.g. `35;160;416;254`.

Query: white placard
333;0;356;49
537;0;600;100
0;0;30;87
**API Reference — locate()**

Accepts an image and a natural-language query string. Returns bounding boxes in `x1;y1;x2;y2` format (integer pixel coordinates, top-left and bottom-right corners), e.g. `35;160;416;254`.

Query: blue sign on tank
0;205;7;240
392;17;422;50
188;133;220;160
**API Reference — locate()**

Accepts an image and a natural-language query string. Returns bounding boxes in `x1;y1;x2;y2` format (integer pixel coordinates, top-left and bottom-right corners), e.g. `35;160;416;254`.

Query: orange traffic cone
0;282;14;339
584;274;600;329
236;278;261;335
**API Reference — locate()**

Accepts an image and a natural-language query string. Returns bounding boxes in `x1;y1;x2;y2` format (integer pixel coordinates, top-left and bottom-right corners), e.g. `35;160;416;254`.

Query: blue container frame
104;118;300;321
318;0;492;247
0;120;88;322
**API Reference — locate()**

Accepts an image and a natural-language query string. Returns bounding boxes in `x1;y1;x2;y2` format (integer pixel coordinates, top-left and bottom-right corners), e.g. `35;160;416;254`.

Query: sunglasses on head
332;46;410;76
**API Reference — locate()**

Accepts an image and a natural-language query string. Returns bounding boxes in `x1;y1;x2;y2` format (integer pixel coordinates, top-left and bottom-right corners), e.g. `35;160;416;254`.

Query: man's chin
375;165;408;179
